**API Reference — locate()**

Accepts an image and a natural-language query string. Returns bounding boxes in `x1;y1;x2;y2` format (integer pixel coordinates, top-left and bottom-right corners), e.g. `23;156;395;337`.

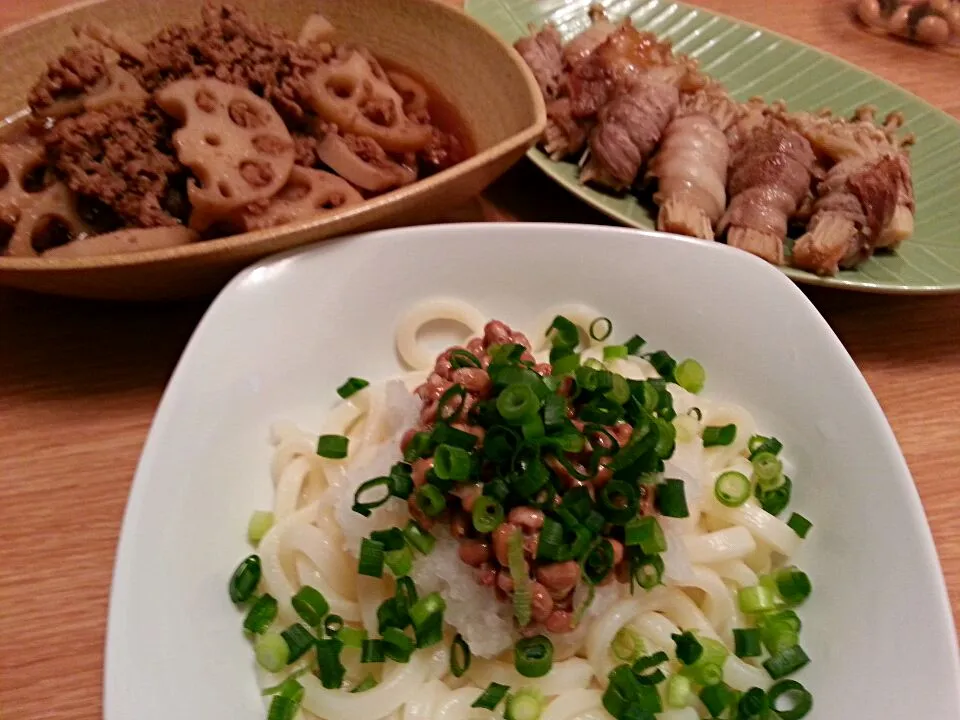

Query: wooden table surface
1;0;959;717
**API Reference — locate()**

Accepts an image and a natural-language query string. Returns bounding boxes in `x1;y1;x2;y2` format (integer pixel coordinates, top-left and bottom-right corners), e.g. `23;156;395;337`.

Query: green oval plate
466;0;960;294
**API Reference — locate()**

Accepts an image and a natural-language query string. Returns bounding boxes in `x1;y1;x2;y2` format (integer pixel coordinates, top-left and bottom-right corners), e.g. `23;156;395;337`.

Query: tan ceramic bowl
0;0;545;300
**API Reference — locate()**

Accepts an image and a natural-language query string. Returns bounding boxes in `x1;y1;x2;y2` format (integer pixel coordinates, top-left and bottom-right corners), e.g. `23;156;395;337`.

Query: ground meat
122;3;320;125
44;102;182;227
28;45;107;113
420;127;467;174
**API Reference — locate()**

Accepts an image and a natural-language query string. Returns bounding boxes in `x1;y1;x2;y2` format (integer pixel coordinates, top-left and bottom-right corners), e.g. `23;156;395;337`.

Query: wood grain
0;1;958;718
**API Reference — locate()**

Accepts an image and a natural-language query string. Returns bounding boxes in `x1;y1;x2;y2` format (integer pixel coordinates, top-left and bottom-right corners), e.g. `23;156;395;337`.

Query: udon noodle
229;299;813;720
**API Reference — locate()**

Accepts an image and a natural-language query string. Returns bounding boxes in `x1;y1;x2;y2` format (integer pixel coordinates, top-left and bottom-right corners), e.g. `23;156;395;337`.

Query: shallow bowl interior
0;0;545;299
105;222;960;720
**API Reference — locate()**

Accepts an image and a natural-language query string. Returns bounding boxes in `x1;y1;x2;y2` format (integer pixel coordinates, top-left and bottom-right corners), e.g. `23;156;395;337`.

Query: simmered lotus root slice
36;63;147;118
241;167;363;231
44;225;197;259
4;183;91;257
306;51;431;153
154;78;295;231
0;138;90;257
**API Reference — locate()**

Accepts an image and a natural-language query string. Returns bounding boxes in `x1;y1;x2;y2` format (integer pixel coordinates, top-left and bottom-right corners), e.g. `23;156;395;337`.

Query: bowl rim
0;0;547;271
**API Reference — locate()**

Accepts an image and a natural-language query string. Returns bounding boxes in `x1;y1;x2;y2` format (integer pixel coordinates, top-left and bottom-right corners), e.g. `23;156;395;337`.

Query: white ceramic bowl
104;223;960;719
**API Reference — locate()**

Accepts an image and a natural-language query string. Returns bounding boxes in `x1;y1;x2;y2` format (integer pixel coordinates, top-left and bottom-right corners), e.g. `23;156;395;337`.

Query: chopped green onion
403;431;432;462
281;623;315;663
351;477;392;517
361;638;385;663
336;625;366;648
388;463;414;498
434;443;472;481
672;631;703;665
630;551;664;590
322;614;343;636
589;317;613;341
255;632;289;672
738;687;769;718
755;475;792;516
702;424;736;447
508;528;533;625
714;471;751;507
382;626;415;663
449;349;482;369
431;423;478;450
515;635;554;678
244;593;278;634
666;674;693;708
472;495;504;533
436;384;468;422
351;675;378;693
261;673;307;697
472;682;511;710
506;688;546;720
733;628;762;657
674;358;705;394
394;578;417;625
410;592;446;648
513;457;549;498
369;527;406;551
316;637;346;689
645;350;677;382
336;377;369;399
624;516;666;555
415;485;446;517
551;351;581;375
229;554;261;603
316;434;349;459
763;645;810;679
377;597;403;634
676;634;728;686
582;538;615;585
291;586;330;626
787;513;813;539
624;335;646;355
497;383;541;422
598;480;639;524
738;585;777;614
748;435;783;459
656;478;689;518
403;520;436;554
605;373;631;405
247;511;274;545
767;679;813;719
522;415;546;439
632;651;668;685
267;681;303;720
603;344;629;361
774;568;812;606
450;633;471;677
604;665;662;715
751;452;783;490
358;538;385;578
384;546;414;577
700;683;736;717
547;315;579;349
612;626;645;663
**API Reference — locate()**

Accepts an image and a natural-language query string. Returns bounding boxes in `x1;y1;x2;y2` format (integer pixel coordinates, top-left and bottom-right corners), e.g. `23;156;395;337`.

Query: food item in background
227;299;816;720
154;77;296;231
718;121;818;266
856;0;959;47
0;2;470;260
514;6;916;276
